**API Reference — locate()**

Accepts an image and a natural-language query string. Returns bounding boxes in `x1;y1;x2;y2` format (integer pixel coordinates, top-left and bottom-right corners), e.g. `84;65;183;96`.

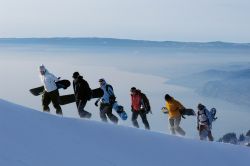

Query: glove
94;100;99;107
161;107;168;114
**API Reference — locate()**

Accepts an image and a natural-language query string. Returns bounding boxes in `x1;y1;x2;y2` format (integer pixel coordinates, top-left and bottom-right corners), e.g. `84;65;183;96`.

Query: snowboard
30;79;71;96
162;107;196;116
91;88;104;98
210;108;217;121
59;88;104;105
59;94;75;105
113;103;127;120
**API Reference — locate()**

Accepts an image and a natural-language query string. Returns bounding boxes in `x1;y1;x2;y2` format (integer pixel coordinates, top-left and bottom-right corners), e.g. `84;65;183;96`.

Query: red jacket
131;90;142;111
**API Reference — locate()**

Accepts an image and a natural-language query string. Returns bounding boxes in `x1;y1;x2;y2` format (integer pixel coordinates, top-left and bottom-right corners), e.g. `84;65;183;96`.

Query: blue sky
0;0;249;42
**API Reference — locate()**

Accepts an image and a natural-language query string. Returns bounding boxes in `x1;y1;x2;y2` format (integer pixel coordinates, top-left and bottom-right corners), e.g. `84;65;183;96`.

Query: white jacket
40;71;59;92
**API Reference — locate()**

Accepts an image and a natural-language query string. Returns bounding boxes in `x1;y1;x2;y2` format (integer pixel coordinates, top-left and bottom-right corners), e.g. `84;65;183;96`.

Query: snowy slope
0;99;249;166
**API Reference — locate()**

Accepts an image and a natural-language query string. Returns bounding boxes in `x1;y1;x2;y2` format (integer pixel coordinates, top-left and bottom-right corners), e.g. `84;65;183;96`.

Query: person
130;87;150;130
72;72;92;118
39;64;62;115
197;103;214;141
163;94;185;136
95;78;118;124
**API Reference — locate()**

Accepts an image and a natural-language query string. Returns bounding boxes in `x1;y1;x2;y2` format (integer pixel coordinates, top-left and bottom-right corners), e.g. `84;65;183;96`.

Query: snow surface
0;98;249;166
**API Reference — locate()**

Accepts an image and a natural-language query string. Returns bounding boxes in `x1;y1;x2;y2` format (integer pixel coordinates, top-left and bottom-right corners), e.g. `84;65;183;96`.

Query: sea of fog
0;45;250;139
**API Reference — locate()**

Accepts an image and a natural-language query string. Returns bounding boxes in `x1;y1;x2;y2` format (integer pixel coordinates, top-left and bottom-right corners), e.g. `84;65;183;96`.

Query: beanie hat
39;64;46;72
72;72;80;79
164;94;172;101
130;87;136;92
99;78;106;83
198;103;205;110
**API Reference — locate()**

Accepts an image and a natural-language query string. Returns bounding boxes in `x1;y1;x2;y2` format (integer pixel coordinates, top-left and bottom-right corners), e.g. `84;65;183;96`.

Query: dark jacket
74;76;92;100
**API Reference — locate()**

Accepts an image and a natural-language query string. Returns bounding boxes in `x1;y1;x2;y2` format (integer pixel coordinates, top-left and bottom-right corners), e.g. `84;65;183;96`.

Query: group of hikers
39;64;215;141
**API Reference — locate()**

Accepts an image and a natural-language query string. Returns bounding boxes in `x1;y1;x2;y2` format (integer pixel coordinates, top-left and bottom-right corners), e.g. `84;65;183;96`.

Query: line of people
39;65;214;141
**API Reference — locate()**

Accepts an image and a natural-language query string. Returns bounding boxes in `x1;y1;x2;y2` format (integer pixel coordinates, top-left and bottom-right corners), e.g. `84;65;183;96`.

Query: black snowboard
162;107;196;116
91;88;104;98
179;108;196;116
30;80;71;96
59;88;104;105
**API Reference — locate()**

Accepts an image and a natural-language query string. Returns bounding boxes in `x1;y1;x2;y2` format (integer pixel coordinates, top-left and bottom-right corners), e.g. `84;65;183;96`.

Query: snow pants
131;109;150;130
100;103;118;124
76;99;92;118
169;116;185;136
199;125;214;141
42;90;62;115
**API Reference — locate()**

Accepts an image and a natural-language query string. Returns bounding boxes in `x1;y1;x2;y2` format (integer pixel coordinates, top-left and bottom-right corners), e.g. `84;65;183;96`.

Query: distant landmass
169;68;250;107
0;38;249;50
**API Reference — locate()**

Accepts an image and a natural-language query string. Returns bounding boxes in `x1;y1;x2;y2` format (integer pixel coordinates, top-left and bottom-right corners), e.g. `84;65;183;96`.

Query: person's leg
99;103;108;122
139;110;150;130
174;117;186;136
207;130;214;141
169;118;176;135
78;99;91;118
42;91;51;112
50;90;62;115
199;125;208;140
106;105;118;124
131;111;139;128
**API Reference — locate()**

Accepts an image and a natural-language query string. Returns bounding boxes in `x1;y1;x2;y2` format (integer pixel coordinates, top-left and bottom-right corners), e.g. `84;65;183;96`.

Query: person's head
164;94;172;101
99;78;106;87
39;64;46;75
198;103;205;110
72;72;80;79
130;87;136;95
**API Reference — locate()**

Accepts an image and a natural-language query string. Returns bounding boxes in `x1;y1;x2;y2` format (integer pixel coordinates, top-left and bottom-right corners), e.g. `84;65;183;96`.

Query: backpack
106;84;116;104
198;108;212;126
141;92;151;114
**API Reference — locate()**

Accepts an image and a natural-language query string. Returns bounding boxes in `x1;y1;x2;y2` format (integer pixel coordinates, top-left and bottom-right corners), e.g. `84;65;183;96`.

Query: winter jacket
40;70;59;92
100;83;114;104
74;76;92;101
131;90;143;111
165;98;184;119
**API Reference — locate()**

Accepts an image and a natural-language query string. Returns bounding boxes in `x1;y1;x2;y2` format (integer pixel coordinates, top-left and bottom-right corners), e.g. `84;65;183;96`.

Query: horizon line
0;37;249;44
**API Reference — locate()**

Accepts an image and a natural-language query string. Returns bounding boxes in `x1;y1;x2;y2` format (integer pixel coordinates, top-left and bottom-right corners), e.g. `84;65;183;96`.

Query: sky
0;0;249;42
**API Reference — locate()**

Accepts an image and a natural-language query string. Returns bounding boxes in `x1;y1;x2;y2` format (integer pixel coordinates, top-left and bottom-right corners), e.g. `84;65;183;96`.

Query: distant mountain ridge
169;68;250;107
0;37;249;49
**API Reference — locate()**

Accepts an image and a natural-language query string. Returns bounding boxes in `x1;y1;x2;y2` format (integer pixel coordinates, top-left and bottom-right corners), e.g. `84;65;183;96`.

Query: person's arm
50;73;59;82
95;98;101;106
197;112;199;130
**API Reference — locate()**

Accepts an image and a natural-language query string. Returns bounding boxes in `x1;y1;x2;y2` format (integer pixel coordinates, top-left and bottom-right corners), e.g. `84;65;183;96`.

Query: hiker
95;78;118;124
72;72;92;118
162;94;186;136
130;87;150;130
197;103;214;141
39;64;62;115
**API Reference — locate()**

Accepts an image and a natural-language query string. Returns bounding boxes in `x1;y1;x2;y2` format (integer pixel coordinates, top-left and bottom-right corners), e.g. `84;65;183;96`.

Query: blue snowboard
113;103;127;120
